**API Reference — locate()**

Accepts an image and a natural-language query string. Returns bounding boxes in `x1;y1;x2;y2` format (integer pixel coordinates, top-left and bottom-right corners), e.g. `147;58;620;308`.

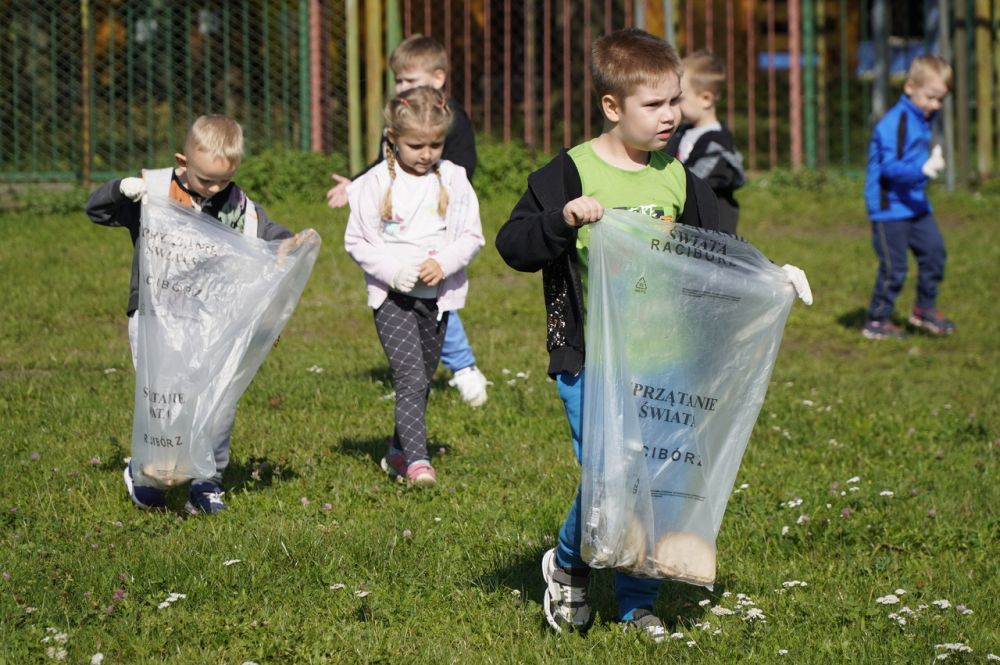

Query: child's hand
417;258;444;287
277;229;319;267
326;174;352;208
391;265;420;292
781;264;813;305
563;196;604;227
119;177;146;202
922;145;945;179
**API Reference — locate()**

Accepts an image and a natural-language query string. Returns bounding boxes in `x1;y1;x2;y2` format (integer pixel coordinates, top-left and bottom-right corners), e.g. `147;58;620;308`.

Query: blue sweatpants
440;311;476;373
868;214;947;321
555;370;661;621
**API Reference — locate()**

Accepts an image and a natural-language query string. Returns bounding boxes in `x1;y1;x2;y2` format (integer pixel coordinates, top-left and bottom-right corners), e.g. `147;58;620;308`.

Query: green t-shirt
568;140;687;305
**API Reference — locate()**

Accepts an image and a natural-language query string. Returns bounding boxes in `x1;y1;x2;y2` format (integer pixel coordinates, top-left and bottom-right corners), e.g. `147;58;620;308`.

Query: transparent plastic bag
130;196;320;486
580;209;796;587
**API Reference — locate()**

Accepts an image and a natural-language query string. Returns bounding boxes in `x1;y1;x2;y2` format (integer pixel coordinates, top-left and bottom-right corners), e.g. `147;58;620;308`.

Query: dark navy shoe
908;307;955;336
862;319;907;340
185;481;227;515
123;463;167;510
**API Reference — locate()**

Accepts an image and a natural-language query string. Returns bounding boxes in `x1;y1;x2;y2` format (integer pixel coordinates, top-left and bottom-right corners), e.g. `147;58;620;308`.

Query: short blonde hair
183;115;244;164
906;55;953;91
592;28;682;100
389;34;449;77
682;50;726;98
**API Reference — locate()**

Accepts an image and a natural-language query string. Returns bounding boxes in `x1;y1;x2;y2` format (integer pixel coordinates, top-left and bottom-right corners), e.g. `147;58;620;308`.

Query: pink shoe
379;439;407;483
406;461;437;488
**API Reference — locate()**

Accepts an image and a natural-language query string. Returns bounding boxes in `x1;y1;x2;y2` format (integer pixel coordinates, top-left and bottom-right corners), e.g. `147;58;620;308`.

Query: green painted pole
839;0;849;167
347;0;362;173
299;0;310;151
50;12;58;169
803;0;816;168
31;10;38;175
386;0;401;93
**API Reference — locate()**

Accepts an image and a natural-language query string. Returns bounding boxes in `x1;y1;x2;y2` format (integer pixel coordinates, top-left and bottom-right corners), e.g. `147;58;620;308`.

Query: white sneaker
541;548;592;633
448;366;489;407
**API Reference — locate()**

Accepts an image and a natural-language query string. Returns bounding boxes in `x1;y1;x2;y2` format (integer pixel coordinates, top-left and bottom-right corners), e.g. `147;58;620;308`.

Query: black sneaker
908;307;955;335
184;481;227;515
862;319;907;340
123;463;167;510
541;548;592;633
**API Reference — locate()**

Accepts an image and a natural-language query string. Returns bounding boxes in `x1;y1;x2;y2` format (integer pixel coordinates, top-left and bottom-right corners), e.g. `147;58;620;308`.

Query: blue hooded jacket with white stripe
864;94;935;222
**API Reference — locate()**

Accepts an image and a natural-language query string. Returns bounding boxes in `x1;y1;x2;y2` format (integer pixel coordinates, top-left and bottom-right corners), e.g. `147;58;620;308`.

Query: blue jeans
868;214;947;321
555;370;661;621
440;311;476;373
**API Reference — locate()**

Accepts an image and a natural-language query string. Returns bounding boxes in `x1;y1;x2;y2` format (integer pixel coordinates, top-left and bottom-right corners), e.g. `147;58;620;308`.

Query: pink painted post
584;0;591;139
424;0;431;35
624;0;631;27
746;0;756;171
726;0;734;131
705;0;713;53
524;0;534;146
464;0;471;117
445;0;452;55
685;0;694;52
544;0;552;153
503;0;511;142
310;0;323;151
788;0;802;168
563;0;571;147
767;0;777;167
484;0;491;135
404;0;411;35
605;0;612;35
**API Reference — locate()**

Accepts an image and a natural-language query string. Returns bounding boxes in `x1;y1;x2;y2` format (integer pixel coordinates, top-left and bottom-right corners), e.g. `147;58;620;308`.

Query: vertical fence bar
30;10;38;175
445;0;452;55
424;0;431;35
127;3;135;168
364;0;382;158
789;0;803;167
50;12;58;170
12;12;19;172
347;0;362;172
767;0;777;167
954;0;969;183
871;0;888;120
166;4;173;149
282;2;291;146
403;0;411;35
387;0;401;94
725;0;734;130
624;0;632;27
993;0;1000;177
82;0;93;184
543;0;551;152
816;0;827;167
839;0;849;168
242;1;252;141
463;0;471;116
109;7;117;168
503;0;511;142
524;0;535;146
938;0;955;189
633;0;645;28
224;3;232;116
974;0;992;178
262;1;272;145
310;0;322;152
802;0;815;168
562;0;570;147
299;0;311;151
484;0;492;135
145;3;154;163
685;0;694;52
606;0;613;36
746;0;756;170
664;0;675;44
184;4;192;125
705;0;713;52
584;0;592;139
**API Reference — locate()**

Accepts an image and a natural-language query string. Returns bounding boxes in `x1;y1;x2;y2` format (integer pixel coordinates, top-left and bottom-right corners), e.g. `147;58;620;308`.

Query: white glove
390;265;420;293
119;177;147;202
782;264;813;306
921;145;945;179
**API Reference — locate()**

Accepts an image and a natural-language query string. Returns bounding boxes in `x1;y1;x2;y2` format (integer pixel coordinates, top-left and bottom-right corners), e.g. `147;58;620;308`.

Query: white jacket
344;159;485;311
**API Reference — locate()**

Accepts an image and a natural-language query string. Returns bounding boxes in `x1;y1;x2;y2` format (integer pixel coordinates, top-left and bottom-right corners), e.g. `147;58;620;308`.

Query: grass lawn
1;173;998;663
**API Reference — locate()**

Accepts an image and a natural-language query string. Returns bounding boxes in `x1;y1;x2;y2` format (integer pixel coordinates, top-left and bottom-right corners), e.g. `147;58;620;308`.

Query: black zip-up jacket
665;123;745;233
495;149;720;377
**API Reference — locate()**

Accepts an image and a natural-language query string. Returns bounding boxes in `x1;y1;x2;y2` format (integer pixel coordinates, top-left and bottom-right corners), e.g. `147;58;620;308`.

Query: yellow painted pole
347;0;362;173
365;0;383;162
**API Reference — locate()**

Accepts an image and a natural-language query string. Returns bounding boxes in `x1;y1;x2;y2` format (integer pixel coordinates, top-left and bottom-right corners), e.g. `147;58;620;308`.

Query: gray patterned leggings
373;292;449;465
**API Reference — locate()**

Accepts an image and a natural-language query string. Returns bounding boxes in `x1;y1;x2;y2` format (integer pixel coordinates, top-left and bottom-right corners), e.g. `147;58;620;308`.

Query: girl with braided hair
344;86;485;487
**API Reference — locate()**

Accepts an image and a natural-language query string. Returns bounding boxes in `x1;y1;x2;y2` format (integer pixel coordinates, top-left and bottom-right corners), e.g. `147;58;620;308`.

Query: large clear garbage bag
580;209;795;587
130;196;320;487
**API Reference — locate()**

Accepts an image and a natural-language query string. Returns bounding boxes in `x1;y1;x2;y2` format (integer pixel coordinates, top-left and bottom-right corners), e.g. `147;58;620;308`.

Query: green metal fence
0;0;348;183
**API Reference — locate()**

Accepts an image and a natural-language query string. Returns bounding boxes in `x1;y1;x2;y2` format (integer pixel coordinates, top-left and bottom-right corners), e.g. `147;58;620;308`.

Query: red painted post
705;0;713;53
563;0;571;147
424;0;430;35
544;0;552;152
524;0;534;146
726;0;734;131
464;0;471;117
584;0;591;139
310;0;323;151
404;0;411;35
445;0;452;55
789;0;802;168
503;0;511;142
746;0;756;171
685;0;694;52
605;0;612;35
484;0;491;135
625;0;631;27
767;0;777;168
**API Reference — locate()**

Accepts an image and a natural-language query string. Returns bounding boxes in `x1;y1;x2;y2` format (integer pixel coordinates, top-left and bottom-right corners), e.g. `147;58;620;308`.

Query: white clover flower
786;497;803;508
935;643;972;653
887;612;906;626
778;649;789;656
670;632;685;640
880;490;894;497
897;606;915;615
223;559;242;566
710;606;734;616
329;583;346;590
894;588;906;595
782;580;807;588
306;365;324;374
796;514;810;525
686;641;696;647
985;654;999;661
802;399;814;406
743;607;766;622
876;594;900;605
354;590;370;598
932;599;952;609
846;476;860;484
698;599;712;607
90;655;104;665
936;655;950;661
956;605;973;615
781;525;790;536
849;486;860;492
45;647;67;661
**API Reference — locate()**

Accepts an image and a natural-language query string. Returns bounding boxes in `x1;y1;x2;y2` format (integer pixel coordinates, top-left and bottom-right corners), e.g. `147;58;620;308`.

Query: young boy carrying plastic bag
580;208;810;586
130;195;319;497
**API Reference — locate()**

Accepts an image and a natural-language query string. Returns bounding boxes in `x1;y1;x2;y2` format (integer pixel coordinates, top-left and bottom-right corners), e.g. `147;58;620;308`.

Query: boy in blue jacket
862;55;954;340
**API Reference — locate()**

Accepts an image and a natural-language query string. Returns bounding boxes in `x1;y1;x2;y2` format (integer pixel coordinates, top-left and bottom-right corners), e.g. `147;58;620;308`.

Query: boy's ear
601;93;622;123
173;152;187;168
430;68;447;90
903;79;915;97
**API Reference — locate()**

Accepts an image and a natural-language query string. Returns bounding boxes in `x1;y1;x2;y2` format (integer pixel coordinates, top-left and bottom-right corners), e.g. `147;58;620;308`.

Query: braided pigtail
380;138;396;220
432;162;449;218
